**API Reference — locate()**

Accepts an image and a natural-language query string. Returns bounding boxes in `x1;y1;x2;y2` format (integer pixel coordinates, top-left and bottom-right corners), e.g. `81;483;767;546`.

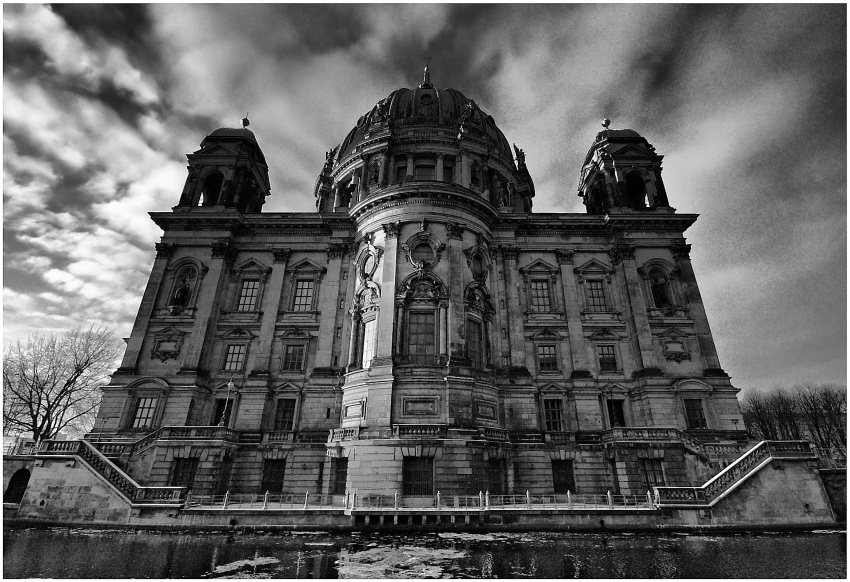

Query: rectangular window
407;311;436;365
236;279;259;311
414;164;435;180
132;397;158;429
586;281;608;312
402;457;434;496
293;280;314;311
282;344;305;372
274;398;297;431
607;399;626;428
224;344;246;372
467;319;483;369
395;165;407;184
641;459;665;489
598;345;618;372
487;459;506;495
333;458;348;495
538;345;558;372
213;398;234;426
544;399;564;432
552;460;576;494
529;280;551;312
443;165;454;183
361;318;378;368
169;457;199;489
684;399;708;429
260;459;286;493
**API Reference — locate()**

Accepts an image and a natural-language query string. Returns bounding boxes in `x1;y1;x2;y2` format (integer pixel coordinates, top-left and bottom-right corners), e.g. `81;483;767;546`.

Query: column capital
327;243;347;259
446;222;464;240
155;242;176;259
382;221;401;239
555;249;574;265
608;243;635;265
210;239;237;263
670;243;692;260
272;248;291;264
497;245;520;261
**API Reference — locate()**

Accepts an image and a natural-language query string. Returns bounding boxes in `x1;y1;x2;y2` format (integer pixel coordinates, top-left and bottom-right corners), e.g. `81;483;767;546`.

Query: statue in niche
338;183;353;208
470;162;481;187
498;182;511;207
374;98;389;122
169;277;192;308
369;160;380;185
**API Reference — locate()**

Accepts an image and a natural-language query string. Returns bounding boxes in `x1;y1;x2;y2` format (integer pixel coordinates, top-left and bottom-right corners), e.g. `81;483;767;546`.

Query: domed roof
203;127;258;146
332;72;513;166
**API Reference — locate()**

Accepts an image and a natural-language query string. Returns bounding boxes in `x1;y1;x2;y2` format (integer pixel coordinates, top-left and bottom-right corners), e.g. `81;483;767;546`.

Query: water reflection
3;526;846;579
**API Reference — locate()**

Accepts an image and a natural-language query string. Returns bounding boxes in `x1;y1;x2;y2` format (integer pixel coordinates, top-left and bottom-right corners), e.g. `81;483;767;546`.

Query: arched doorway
4;468;30;503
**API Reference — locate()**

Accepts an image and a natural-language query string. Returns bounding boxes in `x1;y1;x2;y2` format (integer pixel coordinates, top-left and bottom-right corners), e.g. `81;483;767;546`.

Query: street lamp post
218;378;236;428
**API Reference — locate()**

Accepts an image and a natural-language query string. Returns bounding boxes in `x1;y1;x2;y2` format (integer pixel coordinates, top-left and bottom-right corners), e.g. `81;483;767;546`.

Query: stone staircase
37;439;186;505
653;440;816;506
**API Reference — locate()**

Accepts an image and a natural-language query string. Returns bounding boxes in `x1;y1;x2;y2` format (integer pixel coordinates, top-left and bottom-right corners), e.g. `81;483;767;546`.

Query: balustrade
330;427;360;442
392;424;447;439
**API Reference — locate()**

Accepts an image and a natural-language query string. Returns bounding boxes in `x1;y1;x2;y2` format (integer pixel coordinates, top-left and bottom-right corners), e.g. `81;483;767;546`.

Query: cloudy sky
3;4;846;391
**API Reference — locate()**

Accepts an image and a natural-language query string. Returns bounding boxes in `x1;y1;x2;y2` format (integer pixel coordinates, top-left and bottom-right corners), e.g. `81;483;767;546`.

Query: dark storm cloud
3;4;845;390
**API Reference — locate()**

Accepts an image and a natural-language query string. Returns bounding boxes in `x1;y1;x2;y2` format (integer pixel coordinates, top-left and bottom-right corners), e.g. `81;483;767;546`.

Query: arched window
200;172;224;206
4;468;30;503
625;172;647;210
398;274;446;367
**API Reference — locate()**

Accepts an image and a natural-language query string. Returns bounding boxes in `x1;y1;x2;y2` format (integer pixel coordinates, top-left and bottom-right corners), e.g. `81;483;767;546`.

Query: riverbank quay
5;439;843;532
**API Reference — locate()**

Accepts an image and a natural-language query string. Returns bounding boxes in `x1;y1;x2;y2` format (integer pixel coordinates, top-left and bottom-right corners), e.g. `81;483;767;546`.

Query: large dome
331;73;513;169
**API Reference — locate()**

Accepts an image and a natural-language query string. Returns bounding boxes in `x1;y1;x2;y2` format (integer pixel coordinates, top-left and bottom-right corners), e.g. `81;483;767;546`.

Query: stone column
500;245;526;368
347;311;360;371
394;303;405;362
438;301;448;363
314;243;346;368
556;249;591;376
181;239;236;374
379;149;389;187
118;243;175;372
248;248;289;375
405;155;414;182
436;153;445;182
446;222;466;363
374;222;400;364
460;150;471;188
671;243;724;373
610;243;660;376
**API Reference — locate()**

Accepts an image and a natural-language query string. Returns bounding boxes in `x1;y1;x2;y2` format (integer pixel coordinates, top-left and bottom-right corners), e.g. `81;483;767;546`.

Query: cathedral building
97;68;747;500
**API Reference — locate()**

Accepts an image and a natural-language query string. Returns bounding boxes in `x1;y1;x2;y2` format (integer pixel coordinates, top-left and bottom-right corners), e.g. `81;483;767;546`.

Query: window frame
467;318;484;369
406;308;437;366
282;344;306;372
683;398;708;429
585;280;608;312
260;459;287;494
273;397;298;432
402;457;434;496
552;459;576;494
223;343;248;372
606;398;628;428
169;457;199;489
543;398;565;432
597;344;619;373
236;278;260;311
292;279;315;312
528;279;553;313
333;458;349;495
537;344;559;372
641;458;665;489
131;397;158;429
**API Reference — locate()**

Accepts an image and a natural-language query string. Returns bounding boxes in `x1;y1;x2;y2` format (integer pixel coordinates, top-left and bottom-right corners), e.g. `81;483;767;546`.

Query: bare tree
741;389;779;440
3;325;123;441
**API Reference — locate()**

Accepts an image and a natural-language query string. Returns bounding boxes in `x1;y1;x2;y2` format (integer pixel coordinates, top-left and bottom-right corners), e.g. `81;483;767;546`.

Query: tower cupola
577;123;670;214
177;119;271;213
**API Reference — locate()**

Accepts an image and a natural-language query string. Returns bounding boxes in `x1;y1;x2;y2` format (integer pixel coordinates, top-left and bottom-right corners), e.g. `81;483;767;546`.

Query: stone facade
94;69;747;500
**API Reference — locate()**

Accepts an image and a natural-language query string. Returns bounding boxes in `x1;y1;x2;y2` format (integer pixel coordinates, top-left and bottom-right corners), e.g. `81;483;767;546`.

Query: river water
3;526;846;578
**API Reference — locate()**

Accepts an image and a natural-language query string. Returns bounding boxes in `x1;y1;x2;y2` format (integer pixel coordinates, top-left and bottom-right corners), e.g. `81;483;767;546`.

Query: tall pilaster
671;243;725;374
446;222;467;362
314;243;346;367
436;153;445;182
500;245;526;368
374;222;400;365
117;242;174;373
248;248;288;375
556;249;591;376
182;239;236;374
610;243;660;376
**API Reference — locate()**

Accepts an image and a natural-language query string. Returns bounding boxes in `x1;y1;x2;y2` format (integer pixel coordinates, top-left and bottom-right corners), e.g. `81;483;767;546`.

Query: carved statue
369;160;380;185
169;277;192;307
513;144;525;166
470;162;481;187
498;182;511;207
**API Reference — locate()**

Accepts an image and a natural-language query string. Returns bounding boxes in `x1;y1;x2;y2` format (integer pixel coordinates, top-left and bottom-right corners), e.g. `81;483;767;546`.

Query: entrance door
4;468;31;503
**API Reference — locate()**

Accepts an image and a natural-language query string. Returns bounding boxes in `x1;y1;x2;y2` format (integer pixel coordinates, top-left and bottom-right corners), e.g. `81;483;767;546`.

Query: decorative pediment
352;280;381;314
287;258;327;273
354;241;383;283
193;143;239;157
233;258;271;274
600;382;629;395
150;327;189;362
519;258;557;275
463;236;492;283
274;382;301;393
574;258;614;275
277;327;313;339
539;383;565;394
397;272;445;304
528;329;563;341
637;258;678;279
218;327;257;340
608;143;657;159
464;282;493;316
588;328;622;341
658;327;689;339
